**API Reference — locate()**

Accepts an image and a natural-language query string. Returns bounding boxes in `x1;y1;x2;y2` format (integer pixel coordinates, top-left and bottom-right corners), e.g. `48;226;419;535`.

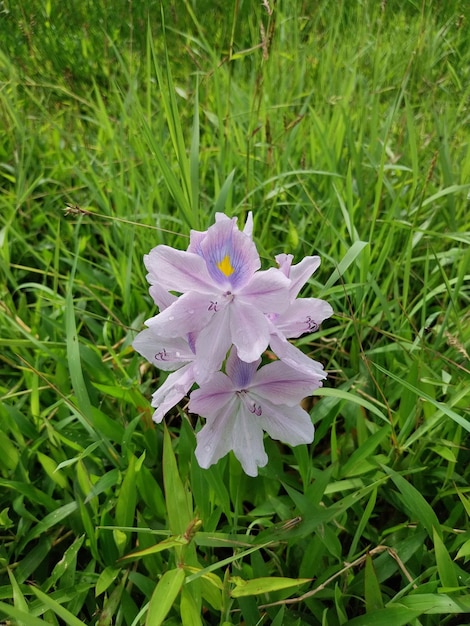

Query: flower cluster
133;213;333;476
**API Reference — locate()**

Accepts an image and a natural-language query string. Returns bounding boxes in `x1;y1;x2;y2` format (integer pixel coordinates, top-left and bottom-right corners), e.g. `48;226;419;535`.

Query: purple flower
189;349;318;477
144;214;290;380
267;254;333;377
132;327;198;422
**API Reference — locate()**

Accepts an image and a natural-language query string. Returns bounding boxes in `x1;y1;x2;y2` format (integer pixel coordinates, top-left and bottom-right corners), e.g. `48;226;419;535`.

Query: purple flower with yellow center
189;349;318;477
144;214;290;380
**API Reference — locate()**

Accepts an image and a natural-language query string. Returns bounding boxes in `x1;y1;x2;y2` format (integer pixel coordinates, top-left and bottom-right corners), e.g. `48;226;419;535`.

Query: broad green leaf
96;566;121;597
391;593;470;614
25;502;78;543
347;606;420;626
37;452;68;489
230;576;310;598
97;575;126;626
48;535;85;591
341;425;391;477
456;538;470;560
145;568;185;626
180;585;203;626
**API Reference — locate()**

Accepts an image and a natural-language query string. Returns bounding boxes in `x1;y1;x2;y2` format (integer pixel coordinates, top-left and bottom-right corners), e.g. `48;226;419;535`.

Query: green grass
1;1;469;624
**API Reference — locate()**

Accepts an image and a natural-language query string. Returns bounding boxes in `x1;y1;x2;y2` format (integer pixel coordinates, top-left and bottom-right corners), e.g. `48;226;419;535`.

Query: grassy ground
1;1;469;624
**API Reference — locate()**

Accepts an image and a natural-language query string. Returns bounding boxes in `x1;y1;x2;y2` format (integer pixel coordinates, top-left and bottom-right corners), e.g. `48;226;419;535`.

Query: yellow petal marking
216;254;235;277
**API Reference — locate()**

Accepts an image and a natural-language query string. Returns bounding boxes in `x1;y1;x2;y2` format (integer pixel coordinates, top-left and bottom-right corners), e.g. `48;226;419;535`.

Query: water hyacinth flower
134;211;333;476
190;349;319;477
144;213;291;381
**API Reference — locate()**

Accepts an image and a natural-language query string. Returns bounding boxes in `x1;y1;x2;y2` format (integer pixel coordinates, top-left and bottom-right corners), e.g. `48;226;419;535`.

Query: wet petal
274;298;334;338
225;348;260;388
148;284;177;311
132;328;194;371
194;395;238;469
189;372;234;415
238;267;291;314
229;300;271;363
145;246;214;293
151;363;196;422
145;291;215;338
269;332;327;381
192;306;233;382
256;400;314;446
249;360;323;406
232;409;268;477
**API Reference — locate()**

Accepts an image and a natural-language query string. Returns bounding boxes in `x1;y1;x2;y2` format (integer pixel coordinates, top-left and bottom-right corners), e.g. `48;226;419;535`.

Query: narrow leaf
230;576;310;598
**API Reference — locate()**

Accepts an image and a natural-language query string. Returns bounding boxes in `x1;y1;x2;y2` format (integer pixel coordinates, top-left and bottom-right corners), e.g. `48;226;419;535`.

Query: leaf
119;535;188;563
96;566;121;597
145;568;186;626
115;454;138;531
163;426;192;535
29;586;88;626
382;466;441;540
391;593;470;614
180;585;203;626
347;606;420;626
324;240;368;289
364;555;383;612
0;602;47;626
373;362;470;433
433;527;459;589
7;568;28;621
230;576;310;598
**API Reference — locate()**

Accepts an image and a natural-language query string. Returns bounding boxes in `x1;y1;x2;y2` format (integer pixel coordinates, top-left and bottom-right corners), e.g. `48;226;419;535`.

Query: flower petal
194;395;238;469
238;267;291;314
145;291;216;338
249;360;323;406
275;254;321;299
256;400;314;446
148;284;177;311
192;306;233;382
188;372;234;415
269;331;327;381
151;363;196;422
132;328;194;371
229;300;271;363
145;246;214;293
273;298;334;338
231;409;268;477
199;217;260;289
225;348;260;388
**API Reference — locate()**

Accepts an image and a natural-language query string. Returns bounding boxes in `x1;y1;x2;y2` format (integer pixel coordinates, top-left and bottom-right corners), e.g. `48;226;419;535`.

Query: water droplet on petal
168;315;175;321
188;309;194;315
176;351;181;357
205;444;212;452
